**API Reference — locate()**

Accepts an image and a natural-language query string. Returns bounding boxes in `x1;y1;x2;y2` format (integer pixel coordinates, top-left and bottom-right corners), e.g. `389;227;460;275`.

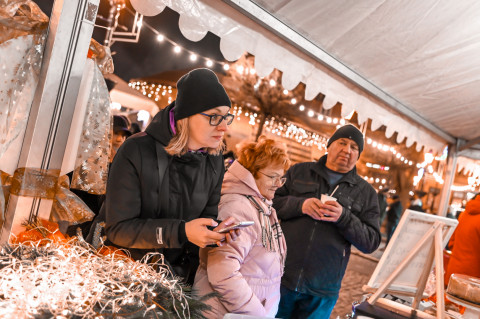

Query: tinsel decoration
0;220;214;319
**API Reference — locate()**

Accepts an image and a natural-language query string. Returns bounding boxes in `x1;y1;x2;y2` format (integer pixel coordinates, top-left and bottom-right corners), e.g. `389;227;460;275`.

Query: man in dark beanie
274;124;380;319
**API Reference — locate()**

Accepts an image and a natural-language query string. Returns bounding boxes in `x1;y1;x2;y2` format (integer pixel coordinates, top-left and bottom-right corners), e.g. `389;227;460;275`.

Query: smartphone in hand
216;221;254;233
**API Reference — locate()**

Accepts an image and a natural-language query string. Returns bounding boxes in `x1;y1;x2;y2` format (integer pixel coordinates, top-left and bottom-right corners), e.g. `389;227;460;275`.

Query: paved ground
330;238;387;319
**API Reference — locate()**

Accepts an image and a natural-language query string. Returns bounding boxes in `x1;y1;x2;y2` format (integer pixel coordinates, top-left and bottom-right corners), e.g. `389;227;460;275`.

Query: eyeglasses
199;112;235;126
258;171;287;186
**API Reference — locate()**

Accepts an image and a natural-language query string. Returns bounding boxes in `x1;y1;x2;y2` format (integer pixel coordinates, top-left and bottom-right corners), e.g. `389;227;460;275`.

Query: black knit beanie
174;68;231;120
327;124;364;155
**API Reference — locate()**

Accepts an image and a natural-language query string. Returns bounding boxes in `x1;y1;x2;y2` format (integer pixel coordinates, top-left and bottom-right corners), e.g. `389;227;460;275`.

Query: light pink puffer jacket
193;161;286;318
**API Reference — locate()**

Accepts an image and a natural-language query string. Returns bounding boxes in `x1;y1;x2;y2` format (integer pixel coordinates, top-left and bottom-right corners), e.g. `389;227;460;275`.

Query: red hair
237;136;290;178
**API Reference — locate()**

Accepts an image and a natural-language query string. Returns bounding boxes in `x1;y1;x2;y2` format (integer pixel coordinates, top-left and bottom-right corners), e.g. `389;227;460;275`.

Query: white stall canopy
105;73;159;116
131;0;480;163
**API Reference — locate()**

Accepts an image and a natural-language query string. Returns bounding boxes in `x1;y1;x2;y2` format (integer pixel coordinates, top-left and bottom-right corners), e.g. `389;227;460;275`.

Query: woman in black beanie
90;68;238;285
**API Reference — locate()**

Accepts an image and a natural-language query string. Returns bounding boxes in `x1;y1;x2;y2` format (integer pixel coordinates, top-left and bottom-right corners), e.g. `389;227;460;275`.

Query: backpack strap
155;141;170;214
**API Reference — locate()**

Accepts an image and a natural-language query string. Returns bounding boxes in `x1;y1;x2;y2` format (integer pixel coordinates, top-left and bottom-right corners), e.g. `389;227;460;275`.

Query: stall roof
105;73;159;116
131;0;480;161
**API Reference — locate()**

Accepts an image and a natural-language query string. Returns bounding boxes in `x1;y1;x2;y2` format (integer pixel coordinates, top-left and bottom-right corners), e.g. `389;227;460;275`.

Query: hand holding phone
216;221;254;233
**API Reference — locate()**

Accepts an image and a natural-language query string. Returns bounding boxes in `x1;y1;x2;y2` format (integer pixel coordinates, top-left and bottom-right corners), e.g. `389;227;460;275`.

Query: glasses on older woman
200;112;235;126
258;171;287;186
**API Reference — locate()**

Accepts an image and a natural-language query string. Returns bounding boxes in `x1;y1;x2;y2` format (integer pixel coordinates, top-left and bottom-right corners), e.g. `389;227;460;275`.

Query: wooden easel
363;210;458;319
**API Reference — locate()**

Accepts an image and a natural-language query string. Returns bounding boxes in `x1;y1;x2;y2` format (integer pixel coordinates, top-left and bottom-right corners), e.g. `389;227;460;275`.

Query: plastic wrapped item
447;274;480;305
0;1;48;173
70;64;111;195
87;38;114;75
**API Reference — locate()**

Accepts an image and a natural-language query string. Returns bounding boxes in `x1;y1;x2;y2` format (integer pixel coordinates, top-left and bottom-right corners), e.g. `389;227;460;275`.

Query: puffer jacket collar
145;101;218;173
222;160;273;214
145;101;175;146
311;155;359;187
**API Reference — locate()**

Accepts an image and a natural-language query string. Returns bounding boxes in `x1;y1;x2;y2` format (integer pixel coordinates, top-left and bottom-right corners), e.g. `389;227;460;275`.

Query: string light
362;175;388;185
451;184;476;192
0;239;193;318
366;137;416;166
366;162;390;171
231;105;329;149
125;17;231;70
128;81;174;104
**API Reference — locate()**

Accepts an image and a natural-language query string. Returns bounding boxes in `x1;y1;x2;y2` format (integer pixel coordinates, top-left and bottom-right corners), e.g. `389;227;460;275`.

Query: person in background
110;115;132;160
386;194;403;245
377;188;389;227
408;191;425;213
194;137;289;318
90;68;238;285
274;124;381;319
222;149;235;170
444;193;480;285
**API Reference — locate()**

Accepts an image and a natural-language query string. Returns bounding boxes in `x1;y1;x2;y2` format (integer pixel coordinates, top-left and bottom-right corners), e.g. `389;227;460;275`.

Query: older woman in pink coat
193;137;290;318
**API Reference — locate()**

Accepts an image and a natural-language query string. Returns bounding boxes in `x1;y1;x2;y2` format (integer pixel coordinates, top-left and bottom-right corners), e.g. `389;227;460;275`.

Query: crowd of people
71;68;476;318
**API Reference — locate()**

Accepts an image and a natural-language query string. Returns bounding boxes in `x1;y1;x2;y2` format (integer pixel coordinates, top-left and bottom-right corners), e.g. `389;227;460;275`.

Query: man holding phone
273;125;381;319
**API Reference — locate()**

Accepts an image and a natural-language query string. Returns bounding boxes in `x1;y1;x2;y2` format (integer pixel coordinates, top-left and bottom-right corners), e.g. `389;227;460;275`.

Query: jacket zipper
295;224;316;291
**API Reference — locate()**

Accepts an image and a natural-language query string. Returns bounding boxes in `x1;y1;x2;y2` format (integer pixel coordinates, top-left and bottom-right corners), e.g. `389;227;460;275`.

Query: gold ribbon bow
0;167;95;228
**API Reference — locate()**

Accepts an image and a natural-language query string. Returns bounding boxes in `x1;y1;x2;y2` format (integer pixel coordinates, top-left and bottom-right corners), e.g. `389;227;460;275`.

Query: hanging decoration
0;0;49;174
70;63;112;195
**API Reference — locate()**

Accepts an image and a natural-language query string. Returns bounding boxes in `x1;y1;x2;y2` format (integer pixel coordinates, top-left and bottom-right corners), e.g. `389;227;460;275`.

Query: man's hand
318;200;343;222
302;198;323;220
185;218;225;248
302;198;343;222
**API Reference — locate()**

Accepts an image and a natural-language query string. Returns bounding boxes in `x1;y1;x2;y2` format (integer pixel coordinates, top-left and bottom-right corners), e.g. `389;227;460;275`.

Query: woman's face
187;106;230;150
255;165;286;200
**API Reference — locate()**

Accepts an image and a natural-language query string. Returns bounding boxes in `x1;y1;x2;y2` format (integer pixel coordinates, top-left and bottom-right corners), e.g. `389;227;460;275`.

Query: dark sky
35;0;226;81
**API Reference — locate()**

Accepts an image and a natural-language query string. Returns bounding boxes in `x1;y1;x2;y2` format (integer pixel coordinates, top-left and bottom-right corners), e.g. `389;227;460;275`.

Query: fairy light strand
0;239;198;318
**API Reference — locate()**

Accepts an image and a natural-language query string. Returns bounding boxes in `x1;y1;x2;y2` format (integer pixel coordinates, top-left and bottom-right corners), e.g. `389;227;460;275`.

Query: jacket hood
145;101;175;145
222;160;272;205
465;195;480;216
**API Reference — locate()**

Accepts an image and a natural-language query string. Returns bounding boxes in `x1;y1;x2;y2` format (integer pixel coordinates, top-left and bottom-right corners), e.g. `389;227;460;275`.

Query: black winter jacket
273;156;381;297
100;102;225;263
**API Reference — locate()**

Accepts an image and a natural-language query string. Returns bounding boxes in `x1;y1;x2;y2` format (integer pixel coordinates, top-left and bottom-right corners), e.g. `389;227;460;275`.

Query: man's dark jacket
97;102;225;267
273;155;381;297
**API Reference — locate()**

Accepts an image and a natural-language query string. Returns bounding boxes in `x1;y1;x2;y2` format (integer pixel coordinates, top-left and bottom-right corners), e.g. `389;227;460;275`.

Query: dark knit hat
113;115;131;136
327;124;364;154
174;68;231;120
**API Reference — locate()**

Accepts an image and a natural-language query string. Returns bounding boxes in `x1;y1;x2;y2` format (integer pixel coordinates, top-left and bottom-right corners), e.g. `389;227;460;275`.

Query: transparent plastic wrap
447;274;480;305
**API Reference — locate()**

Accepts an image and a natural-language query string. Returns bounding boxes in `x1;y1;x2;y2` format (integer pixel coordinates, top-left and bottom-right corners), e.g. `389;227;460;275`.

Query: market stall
2;0;480;318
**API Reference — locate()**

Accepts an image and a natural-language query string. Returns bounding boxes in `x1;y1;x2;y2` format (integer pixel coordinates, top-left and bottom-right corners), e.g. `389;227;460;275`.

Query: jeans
276;285;338;319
